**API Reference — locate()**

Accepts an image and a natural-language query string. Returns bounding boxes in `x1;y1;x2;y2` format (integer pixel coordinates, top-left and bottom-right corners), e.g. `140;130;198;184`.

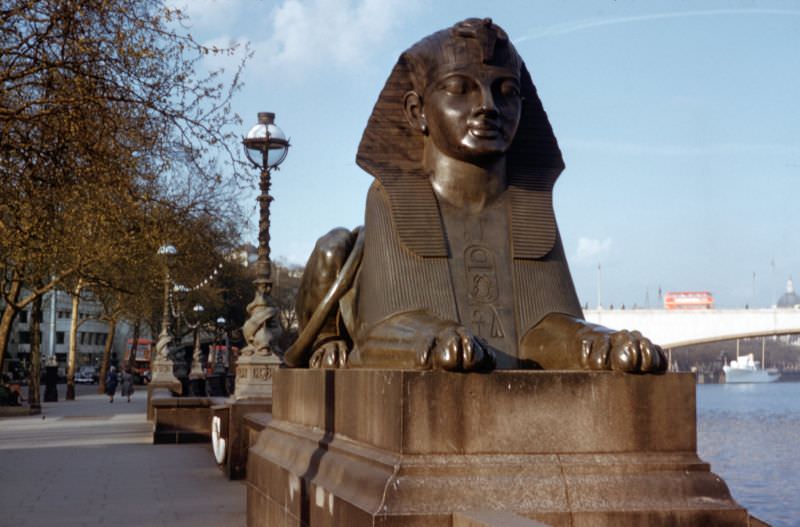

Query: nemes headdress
356;18;564;259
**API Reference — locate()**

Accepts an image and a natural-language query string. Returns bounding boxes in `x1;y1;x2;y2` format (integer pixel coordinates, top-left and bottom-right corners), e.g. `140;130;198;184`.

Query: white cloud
574;237;612;264
259;0;420;70
167;0;420;79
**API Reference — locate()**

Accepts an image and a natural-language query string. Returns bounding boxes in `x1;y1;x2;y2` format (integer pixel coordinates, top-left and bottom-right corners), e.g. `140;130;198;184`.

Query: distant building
777;278;800;309
2;289;126;378
231;243;258;268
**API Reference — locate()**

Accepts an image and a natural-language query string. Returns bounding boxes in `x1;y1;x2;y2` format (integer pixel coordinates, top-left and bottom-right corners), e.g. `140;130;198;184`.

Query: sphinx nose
476;85;498;115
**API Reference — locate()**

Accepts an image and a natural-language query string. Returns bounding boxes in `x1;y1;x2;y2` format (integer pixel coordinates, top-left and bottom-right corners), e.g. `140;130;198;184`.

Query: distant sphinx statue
285;18;665;373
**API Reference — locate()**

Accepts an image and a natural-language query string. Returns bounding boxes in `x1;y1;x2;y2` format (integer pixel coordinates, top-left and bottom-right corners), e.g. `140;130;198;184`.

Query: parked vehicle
75;366;98;384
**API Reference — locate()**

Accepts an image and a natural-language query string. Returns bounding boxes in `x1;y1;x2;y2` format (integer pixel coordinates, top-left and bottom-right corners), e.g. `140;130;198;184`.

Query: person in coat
120;367;135;403
105;365;118;403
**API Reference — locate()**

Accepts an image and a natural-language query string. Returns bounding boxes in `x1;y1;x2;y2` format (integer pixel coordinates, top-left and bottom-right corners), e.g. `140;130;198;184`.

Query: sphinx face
423;64;522;162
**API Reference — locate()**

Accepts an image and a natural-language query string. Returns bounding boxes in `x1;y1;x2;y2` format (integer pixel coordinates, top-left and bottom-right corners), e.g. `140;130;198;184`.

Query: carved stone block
246;369;750;527
234;354;281;400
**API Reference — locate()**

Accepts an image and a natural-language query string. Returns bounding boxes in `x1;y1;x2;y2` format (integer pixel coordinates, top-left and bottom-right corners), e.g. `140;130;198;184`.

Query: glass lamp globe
243;112;290;170
157;244;177;256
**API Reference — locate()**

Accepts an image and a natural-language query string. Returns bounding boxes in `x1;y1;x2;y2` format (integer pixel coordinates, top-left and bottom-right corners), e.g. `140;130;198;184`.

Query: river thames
697;382;800;527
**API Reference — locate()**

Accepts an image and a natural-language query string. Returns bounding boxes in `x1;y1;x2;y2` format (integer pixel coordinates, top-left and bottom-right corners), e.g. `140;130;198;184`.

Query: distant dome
777;278;800;308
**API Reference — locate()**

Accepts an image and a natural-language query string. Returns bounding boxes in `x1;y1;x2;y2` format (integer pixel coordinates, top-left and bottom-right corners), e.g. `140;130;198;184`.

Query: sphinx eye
498;79;520;98
440;76;470;95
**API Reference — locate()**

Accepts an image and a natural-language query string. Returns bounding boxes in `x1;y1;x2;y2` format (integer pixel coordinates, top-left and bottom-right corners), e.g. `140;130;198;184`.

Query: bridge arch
584;308;800;349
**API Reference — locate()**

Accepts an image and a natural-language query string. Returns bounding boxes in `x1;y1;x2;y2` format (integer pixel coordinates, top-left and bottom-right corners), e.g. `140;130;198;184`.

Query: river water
697;382;800;527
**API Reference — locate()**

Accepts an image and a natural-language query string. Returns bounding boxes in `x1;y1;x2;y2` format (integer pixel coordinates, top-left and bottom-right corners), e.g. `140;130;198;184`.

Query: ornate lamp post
235;112;289;399
150;244;182;393
214;316;228;376
206;315;229;397
187;303;206;396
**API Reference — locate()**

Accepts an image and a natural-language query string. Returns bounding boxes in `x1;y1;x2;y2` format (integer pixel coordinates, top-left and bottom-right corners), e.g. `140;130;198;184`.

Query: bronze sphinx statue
285;18;665;374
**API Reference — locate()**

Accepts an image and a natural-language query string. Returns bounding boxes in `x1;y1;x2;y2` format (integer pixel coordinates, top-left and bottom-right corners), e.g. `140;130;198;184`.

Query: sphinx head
357;18;564;191
402;18;524;163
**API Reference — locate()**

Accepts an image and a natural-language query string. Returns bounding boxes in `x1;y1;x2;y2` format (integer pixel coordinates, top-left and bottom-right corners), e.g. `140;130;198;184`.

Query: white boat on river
723;353;780;383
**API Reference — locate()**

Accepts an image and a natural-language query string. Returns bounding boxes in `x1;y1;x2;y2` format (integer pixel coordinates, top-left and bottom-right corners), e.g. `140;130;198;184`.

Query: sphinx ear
403;91;428;134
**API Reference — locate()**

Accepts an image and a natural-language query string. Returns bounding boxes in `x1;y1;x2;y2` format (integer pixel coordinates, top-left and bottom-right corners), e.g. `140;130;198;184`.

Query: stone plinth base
148;357;182;416
247;370;750;527
234;355;280;400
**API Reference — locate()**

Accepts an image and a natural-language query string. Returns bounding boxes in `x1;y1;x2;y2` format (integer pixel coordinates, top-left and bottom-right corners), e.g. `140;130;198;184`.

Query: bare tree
0;0;249;371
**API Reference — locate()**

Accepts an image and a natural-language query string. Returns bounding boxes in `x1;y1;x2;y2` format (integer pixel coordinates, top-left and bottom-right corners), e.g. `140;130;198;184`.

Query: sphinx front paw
579;329;666;373
309;338;350;369
417;325;495;372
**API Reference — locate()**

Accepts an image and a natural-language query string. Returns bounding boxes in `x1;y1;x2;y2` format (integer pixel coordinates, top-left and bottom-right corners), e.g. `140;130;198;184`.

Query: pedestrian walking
105;365;118;403
121;367;135;403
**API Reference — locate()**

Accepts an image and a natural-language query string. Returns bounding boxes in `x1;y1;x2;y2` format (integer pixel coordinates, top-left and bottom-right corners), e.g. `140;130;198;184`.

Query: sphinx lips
468;126;501;139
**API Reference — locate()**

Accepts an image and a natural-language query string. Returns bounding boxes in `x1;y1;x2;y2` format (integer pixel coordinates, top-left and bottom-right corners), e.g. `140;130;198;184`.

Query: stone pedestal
247;370;751;527
233;354;280;400
147;358;182;421
149;357;182;394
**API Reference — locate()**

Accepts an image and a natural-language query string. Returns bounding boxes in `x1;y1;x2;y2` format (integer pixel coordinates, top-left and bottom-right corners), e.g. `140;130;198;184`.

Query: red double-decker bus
663;291;713;310
124;338;154;383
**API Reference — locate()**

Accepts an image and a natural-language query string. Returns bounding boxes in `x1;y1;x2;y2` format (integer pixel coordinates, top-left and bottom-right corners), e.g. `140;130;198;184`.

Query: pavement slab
0;384;245;527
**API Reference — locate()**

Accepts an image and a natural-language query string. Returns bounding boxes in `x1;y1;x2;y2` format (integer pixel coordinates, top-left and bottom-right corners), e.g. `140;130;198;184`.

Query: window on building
100;333;107;346
18;331;30;344
19;310;28;324
56;331;65;345
79;332;85;345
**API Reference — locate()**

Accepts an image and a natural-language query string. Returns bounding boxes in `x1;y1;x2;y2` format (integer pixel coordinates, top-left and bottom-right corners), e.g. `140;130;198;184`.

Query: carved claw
309;339;349;369
580;329;666;373
421;325;495;371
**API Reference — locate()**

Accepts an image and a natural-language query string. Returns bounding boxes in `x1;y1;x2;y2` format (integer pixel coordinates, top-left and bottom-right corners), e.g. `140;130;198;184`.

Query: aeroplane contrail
514;8;800;43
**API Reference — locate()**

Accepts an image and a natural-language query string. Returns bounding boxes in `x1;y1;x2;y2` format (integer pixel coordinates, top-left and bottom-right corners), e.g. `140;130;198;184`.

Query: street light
214;316;228;376
241;112;289;347
187;303;206;396
236;112;289;398
150;244;181;393
242;112;289;293
157;245;177;342
207;316;229;397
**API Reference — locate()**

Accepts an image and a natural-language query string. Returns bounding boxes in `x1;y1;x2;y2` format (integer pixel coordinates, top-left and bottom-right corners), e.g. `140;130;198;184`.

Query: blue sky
174;0;800;309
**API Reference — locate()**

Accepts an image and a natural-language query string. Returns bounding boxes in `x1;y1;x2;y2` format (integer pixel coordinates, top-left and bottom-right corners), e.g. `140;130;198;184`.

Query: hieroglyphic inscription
465;245;505;339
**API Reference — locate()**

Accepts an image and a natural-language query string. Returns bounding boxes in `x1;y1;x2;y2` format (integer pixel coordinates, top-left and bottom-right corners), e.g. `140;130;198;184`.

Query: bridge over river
584;308;800;349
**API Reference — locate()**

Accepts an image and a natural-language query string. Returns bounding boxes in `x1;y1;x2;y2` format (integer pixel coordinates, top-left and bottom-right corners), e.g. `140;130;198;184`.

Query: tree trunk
98;317;117;395
28;295;42;414
0;280;22;372
66;279;83;400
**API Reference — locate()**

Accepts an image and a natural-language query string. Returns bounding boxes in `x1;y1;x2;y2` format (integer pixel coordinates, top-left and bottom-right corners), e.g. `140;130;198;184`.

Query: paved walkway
0;384;245;527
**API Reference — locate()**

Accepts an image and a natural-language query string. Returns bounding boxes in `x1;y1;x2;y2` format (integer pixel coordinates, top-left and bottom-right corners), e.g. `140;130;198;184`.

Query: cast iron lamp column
213;316;229;376
205;316;229;396
187;304;206;396
149;244;182;393
235;112;289;399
